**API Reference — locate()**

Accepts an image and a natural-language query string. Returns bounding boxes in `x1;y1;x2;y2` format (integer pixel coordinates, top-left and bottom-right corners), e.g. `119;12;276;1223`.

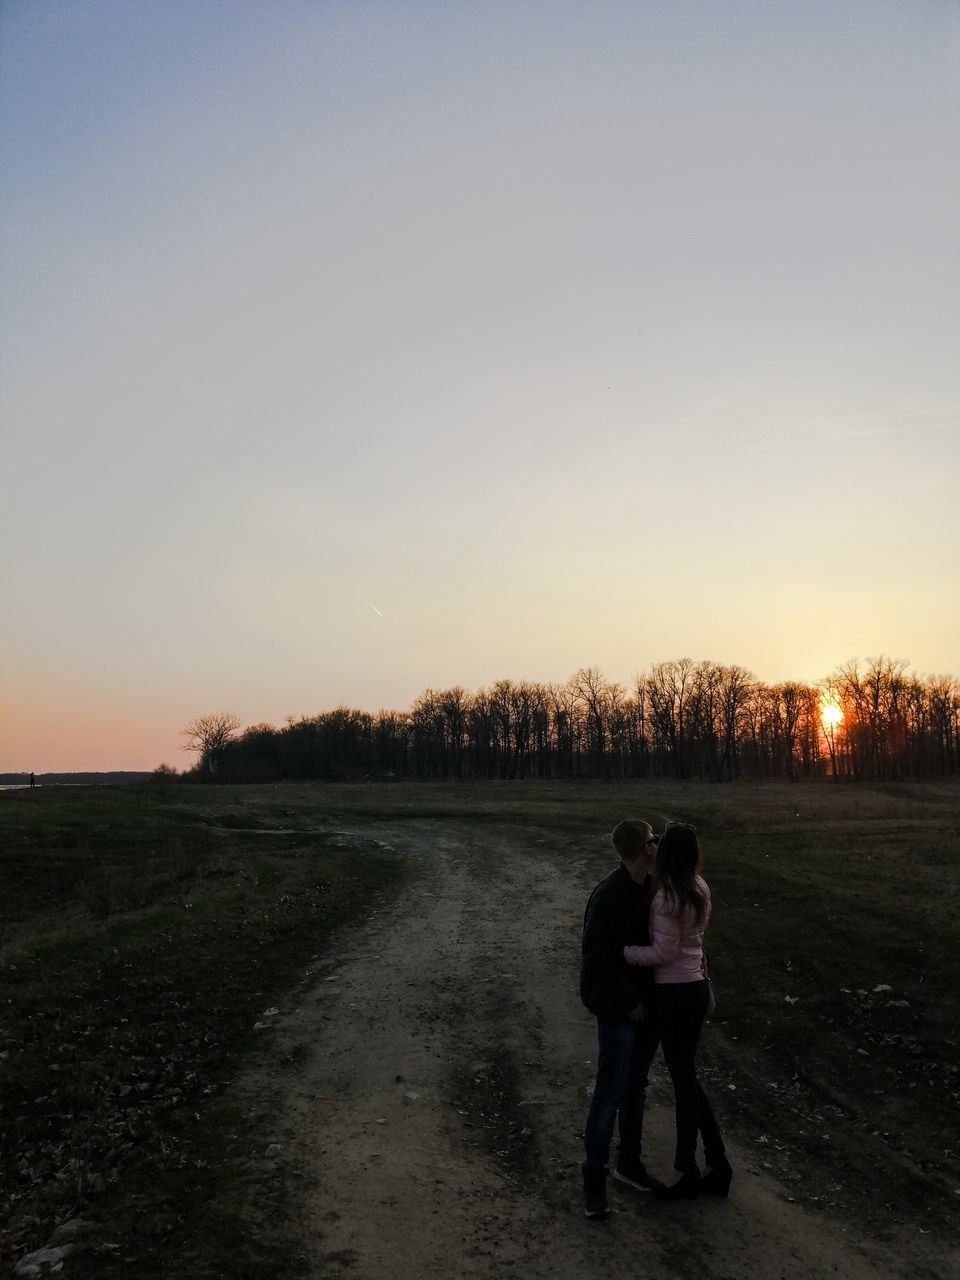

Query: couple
579;818;731;1218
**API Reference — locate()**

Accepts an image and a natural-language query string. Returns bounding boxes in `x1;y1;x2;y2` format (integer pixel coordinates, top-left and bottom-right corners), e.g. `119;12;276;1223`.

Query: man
579;818;660;1218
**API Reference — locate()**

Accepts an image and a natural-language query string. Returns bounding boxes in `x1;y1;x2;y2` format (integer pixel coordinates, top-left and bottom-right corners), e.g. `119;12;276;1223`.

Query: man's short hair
611;819;651;858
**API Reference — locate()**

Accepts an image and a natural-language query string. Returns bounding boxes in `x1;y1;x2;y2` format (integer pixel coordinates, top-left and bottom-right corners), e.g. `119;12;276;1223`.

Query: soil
241;820;959;1279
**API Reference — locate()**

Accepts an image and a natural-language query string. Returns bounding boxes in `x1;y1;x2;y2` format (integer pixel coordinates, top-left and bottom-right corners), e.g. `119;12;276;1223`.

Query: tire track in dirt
248;822;956;1279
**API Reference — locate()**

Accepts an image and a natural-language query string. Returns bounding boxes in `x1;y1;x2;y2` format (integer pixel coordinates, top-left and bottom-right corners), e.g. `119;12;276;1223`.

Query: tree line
175;656;960;784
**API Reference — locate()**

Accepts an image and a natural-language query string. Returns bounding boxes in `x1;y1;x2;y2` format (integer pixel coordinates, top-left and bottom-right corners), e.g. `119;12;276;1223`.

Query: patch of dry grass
0;784;407;1278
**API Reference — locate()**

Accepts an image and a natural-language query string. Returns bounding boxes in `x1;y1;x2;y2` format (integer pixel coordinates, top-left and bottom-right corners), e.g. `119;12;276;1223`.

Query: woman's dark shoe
652;1167;700;1200
582;1168;610;1218
700;1160;733;1198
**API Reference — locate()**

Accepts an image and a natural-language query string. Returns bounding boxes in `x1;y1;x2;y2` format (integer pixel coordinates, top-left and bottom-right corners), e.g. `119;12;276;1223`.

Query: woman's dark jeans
655;979;725;1172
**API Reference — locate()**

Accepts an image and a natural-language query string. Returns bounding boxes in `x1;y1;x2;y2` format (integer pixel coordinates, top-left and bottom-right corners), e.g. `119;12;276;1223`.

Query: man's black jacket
580;861;654;1025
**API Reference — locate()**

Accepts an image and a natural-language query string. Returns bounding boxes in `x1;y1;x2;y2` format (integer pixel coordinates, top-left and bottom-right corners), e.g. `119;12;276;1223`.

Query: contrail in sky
366;600;383;618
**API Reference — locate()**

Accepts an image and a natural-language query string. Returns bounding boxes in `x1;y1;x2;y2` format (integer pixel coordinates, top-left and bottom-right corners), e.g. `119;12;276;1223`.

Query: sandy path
251;821;954;1279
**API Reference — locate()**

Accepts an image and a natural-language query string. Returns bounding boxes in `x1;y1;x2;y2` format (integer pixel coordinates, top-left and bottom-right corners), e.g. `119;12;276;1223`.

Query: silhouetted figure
623;824;731;1199
580;819;661;1217
29;772;35;788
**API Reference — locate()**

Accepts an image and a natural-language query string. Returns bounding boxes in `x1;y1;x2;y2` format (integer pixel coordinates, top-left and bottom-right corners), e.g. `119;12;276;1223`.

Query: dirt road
247;820;956;1279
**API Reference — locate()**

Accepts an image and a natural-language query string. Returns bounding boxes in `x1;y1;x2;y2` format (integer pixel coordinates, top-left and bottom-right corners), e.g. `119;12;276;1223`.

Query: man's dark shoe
613;1155;655;1192
611;1157;660;1192
583;1168;609;1218
651;1167;701;1200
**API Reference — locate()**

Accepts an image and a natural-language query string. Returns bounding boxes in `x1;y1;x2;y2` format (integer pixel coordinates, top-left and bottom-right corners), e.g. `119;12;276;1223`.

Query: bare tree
716;665;756;782
410;689;444;778
783;682;810;780
572;667;615;777
863;655;910;778
179;712;243;776
468;687;495;778
547;681;581;778
926;674;960;775
627;675;650;777
507;681;535;779
438;687;470;778
689;661;724;779
488;680;517;779
528;683;553;778
647;658;696;777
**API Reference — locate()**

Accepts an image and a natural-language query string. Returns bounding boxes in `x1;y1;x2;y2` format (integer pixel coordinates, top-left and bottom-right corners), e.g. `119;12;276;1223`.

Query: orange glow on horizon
821;703;844;728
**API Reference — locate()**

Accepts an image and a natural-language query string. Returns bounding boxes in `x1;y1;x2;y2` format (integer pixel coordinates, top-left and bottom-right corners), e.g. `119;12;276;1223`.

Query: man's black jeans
583;1012;660;1173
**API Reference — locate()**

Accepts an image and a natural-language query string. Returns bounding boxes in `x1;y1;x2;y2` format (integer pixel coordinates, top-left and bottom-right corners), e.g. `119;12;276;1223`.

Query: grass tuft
0;783;407;1277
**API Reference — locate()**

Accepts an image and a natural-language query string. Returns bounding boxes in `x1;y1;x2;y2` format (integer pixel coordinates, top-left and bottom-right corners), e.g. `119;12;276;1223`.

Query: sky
1;0;958;772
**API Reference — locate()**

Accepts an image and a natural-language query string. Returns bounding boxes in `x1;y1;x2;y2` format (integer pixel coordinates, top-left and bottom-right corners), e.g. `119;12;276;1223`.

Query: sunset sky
2;0;958;772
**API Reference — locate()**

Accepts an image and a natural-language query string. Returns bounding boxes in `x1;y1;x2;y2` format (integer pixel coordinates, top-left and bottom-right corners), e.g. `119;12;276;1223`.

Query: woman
623;822;731;1199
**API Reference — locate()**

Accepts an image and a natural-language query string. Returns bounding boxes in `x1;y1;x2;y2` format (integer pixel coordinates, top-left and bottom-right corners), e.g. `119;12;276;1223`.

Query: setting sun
821;704;844;728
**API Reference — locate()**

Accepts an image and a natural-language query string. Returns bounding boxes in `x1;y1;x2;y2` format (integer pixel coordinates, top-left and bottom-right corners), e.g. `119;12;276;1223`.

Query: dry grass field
1;778;958;1277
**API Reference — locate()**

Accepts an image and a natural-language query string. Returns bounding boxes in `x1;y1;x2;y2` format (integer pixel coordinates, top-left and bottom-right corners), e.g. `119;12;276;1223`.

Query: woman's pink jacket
623;877;711;984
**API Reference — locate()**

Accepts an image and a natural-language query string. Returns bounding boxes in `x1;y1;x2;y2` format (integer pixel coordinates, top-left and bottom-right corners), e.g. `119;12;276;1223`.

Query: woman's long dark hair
654;824;707;926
